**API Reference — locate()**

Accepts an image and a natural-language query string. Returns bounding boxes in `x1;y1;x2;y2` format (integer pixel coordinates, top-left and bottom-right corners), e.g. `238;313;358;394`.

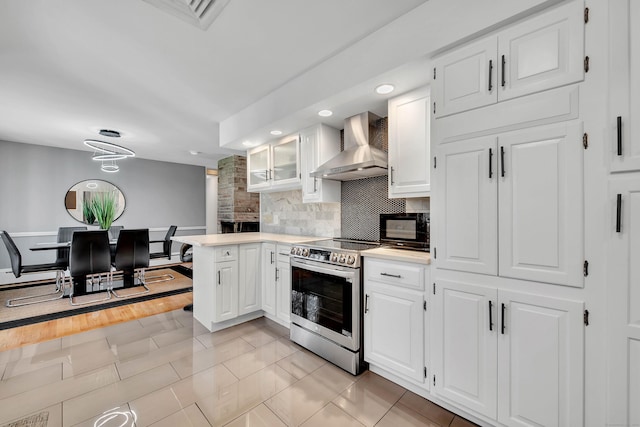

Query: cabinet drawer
277;244;292;263
365;258;425;291
215;245;238;261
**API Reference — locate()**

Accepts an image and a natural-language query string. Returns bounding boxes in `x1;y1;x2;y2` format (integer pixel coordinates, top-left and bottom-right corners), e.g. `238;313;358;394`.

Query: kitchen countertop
172;232;322;247
361;247;431;265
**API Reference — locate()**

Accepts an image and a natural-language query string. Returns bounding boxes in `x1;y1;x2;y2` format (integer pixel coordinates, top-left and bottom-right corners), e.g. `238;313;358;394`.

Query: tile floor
0;310;477;427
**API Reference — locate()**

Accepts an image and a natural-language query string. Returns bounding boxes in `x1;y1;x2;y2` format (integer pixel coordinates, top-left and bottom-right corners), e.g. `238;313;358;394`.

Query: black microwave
379;213;430;251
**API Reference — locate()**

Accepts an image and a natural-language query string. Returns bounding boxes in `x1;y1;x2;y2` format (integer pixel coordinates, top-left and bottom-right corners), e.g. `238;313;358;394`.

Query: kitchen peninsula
173;232;321;332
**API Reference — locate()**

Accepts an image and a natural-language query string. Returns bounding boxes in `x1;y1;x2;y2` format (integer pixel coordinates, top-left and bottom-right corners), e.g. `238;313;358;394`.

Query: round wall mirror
65;179;126;224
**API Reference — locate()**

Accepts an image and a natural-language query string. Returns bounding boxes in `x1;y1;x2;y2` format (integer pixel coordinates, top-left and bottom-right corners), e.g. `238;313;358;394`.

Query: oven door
290;258;360;351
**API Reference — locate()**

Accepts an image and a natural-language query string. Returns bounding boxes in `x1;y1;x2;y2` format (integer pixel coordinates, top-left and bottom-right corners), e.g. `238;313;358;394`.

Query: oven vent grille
141;0;230;30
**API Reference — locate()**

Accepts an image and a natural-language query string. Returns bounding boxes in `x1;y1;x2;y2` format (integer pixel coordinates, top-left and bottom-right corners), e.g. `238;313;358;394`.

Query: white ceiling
0;0;429;168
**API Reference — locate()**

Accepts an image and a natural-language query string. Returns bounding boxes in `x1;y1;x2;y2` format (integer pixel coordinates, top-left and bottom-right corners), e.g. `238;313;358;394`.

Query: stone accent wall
217;155;260;223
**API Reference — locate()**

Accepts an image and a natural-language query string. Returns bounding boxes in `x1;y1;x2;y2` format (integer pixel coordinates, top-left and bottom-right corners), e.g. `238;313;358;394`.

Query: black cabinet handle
489;300;494;331
217;270;221;285
616;194;622;233
501;55;506;87
271;251;274;264
365;294;370;313
617;116;623;156
501;303;506;334
500;146;506;177
275;267;279;281
489;148;493;179
380;272;402;279
488;60;493;91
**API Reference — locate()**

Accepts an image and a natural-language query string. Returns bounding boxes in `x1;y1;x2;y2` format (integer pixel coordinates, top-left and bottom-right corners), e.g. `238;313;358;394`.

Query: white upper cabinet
247;145;271;190
434;121;584;287
434;135;498;276
247;134;301;192
388;86;432;198
433;0;583;118
300;124;341;203
433;37;497;118
609;0;640;172
498;0;583;102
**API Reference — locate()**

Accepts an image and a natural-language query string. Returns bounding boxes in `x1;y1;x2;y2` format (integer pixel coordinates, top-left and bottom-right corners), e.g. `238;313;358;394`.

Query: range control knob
339;254;347;263
290;247;296;255
302;248;310;257
346;255;356;265
331;252;339;262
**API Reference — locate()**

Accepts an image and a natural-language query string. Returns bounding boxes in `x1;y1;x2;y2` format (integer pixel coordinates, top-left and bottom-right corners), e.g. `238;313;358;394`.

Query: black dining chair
56;226;87;270
111;229;150;298
149;225;177;260
68;230;112;305
1;230;67;307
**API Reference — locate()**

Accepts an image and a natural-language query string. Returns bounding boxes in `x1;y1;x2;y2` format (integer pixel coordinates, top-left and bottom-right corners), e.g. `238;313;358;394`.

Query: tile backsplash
260;190;340;237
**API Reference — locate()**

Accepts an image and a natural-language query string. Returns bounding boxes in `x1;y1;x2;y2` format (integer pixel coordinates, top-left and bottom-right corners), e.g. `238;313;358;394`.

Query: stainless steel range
289;238;379;375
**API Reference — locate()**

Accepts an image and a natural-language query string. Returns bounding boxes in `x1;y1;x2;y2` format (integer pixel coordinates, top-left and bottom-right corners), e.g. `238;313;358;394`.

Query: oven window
291;265;352;337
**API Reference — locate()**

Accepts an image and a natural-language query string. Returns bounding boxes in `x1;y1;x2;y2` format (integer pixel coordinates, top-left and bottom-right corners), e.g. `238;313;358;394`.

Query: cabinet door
609;0;640;172
434;136;498;275
300;125;341;203
433;279;497;419
433;36;497;118
364;281;424;382
607;177;640;427
276;259;291;324
271;135;300;186
388;86;431;198
497;290;584;427
261;243;276;316
247;145;271;191
498;1;583;102
238;244;261;315
214;261;238;323
498;122;583;287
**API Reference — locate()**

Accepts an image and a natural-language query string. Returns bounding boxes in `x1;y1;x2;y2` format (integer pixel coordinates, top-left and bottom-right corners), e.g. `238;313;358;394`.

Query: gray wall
0;140;206;269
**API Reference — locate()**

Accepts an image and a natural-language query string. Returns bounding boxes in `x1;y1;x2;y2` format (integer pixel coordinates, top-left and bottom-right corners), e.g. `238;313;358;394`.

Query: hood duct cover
310;112;387;181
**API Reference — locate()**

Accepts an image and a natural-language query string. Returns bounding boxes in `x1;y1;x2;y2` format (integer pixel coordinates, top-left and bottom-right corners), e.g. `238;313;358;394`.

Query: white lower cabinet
433;277;584;426
364;257;429;388
261;243;292;326
192;244;261;330
238;243;261;315
275;245;292;324
261;243;277;316
214;259;238;322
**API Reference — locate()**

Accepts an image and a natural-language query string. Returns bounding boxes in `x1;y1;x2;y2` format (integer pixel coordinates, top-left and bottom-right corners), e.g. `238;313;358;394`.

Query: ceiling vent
141;0;230;30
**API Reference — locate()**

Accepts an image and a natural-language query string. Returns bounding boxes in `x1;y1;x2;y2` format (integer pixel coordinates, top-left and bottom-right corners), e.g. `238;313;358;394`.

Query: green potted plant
82;200;96;225
91;191;117;230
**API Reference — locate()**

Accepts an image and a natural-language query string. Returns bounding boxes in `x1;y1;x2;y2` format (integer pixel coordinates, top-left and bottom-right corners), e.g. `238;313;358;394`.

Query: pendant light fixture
84;130;134;173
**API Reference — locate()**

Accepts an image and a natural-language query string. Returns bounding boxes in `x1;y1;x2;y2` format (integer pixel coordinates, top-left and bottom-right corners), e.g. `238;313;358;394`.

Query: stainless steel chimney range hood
310;112;387;181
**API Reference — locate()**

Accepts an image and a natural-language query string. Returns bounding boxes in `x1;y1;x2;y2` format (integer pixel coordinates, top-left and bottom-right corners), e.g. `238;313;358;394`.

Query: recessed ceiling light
242;141;255;147
318;110;333;117
270;130;282;136
86;182;98;189
189;150;200;155
375;84;395;94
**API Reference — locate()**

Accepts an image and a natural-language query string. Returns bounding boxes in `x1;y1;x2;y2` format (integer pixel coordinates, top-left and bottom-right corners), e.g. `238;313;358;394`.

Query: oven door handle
291;259;356;280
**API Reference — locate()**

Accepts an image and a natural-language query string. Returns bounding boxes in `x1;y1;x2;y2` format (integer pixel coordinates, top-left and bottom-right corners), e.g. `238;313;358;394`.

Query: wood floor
0;293;193;352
